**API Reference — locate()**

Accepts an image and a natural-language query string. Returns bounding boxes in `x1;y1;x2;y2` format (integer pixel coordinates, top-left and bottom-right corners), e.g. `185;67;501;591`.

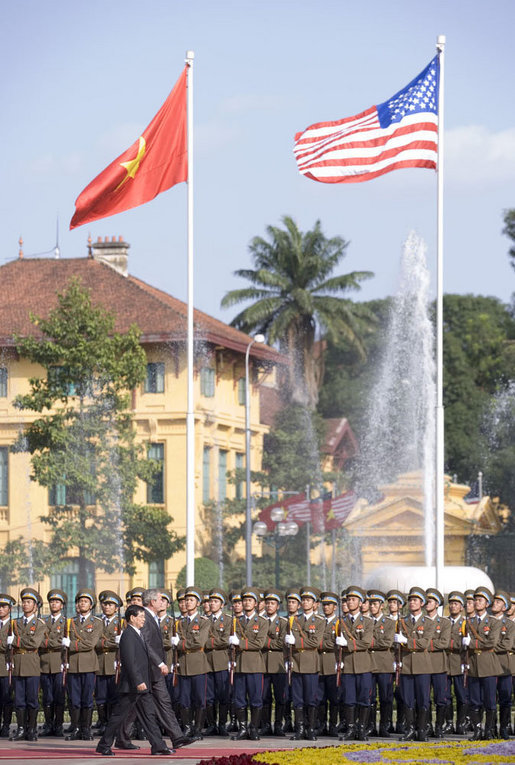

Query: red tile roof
0;257;282;363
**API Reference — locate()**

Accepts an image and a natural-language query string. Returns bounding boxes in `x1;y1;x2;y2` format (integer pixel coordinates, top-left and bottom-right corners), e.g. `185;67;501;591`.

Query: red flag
70;67;188;229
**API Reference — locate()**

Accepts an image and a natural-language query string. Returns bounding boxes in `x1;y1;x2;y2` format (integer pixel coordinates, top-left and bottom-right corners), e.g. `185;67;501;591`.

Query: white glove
60;663;69;671
61;637;71;647
114;635;121;644
394;633;408;645
171;635;180;647
229;634;240;647
6;635;14;646
284;633;296;646
462;635;471;647
335;635;347;647
284;661;291;672
461;664;469;674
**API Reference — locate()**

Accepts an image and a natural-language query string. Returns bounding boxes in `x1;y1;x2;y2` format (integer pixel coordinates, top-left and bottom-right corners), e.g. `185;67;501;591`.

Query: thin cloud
446;125;515;184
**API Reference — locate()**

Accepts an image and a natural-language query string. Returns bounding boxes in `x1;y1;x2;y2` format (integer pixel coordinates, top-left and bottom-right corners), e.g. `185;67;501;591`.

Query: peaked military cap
75;588;97;608
299;586;318;601
464;589;475;600
98;590;123;607
176;588;187;601
241;586;260;603
184;586;203;602
285;588;301;603
47;589;67;604
407;586;427;605
367;589;386;603
320;591;339;605
510;593;515;605
474;586;493;605
229;589;242;602
447;590;465;606
128;586;145;600
493;590;510;610
160;590;171;603
346;585;367;602
209;588;227;604
0;594;16;607
426;587;444;606
386;589;405;606
21;587;43;607
264;588;282;603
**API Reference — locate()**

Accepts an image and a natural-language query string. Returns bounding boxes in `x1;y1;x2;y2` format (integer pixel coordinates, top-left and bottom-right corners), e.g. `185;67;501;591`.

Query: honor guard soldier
157;591;176;707
177;588;188;617
63;588;103;741
174;586;211;740
386;589;406;734
229;586;268;741
285;585;325;742
94;591;123;735
425;587;451;738
446;591;469;734
464;590;476;618
283;588;301;733
9;587;47;741
368;589;396;737
39;589;67;737
205;588;232;736
491;589;514;740
395;585;436;742
202;592;211;617
128;587;145;606
0;594;15;738
261;588;288;736
465;586;502;741
337;586;374;742
318;591;340;737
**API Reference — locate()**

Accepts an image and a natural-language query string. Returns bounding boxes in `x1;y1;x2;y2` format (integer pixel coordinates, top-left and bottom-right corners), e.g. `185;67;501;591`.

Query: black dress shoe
114;742;140;749
151;747;175;755
95;745;115;756
173;736;194;748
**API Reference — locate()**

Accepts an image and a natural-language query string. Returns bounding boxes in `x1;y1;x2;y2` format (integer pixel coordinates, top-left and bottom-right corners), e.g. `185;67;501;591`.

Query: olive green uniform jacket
340;613;374;674
233;613;268;674
206;612;232;672
67;614;104;674
96;615;123;676
12;616;48;677
466;614;502;678
399;615;436;675
495;616;515;677
176;613;211;676
447;615;467;677
290;613;325;674
427;615;451;674
319;615;338;676
262;614;287;674
370;615;396;674
0;618;12;678
40;613;66;674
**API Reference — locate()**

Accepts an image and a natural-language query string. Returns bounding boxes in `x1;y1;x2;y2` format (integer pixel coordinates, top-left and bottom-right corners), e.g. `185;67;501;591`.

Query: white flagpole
435;35;445;591
185;50;195;586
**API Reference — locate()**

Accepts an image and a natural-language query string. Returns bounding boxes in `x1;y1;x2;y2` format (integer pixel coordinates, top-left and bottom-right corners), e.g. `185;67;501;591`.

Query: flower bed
197;741;515;765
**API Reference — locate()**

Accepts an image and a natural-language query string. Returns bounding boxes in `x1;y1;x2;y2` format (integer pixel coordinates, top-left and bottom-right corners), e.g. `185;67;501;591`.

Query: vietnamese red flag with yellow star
70;67;187;229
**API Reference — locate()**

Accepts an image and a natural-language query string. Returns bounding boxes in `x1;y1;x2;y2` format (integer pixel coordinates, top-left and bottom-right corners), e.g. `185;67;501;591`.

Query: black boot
434;705;445;738
65;707;81;739
191;708;205;741
379;701;392;737
416;708;429;742
400;707;416;741
54;704;65;737
248;707;261;741
499;706;510;740
259;704;272;736
218;703;230;736
289;708;305;741
482;709;496;740
203;703;217;736
94;704;107;736
80;708;94;740
356;706;370;741
24;708;38;741
39;705;54;737
305;706;317;741
230;708;248;741
442;702;454;735
395;698;406;734
274;703;285;736
455;702;468;735
338;705;356;741
317;701;327;736
283;702;293;733
468;707;482;741
337;703;347;735
367;702;377;737
181;707;195;739
0;705;12;738
328;702;339;737
10;708;26;741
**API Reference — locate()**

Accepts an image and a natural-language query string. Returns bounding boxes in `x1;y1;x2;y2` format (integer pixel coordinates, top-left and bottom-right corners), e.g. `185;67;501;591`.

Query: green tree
502;208;515;272
0;538;54;591
221;216;374;409
14;279;184;585
175;557;220;591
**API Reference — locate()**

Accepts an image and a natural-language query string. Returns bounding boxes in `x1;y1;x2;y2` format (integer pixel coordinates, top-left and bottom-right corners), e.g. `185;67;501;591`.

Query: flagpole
435;35;445;591
185;50;195;587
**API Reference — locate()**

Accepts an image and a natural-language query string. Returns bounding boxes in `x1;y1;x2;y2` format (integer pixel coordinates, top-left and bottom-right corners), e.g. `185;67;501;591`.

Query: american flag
294;56;439;184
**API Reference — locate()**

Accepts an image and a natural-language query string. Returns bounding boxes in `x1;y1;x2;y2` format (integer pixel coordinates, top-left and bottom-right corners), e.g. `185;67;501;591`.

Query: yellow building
0;237;282;600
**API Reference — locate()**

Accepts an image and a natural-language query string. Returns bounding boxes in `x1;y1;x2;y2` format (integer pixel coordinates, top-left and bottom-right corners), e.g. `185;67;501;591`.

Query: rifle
395;619;402;686
229;607;236;688
6;616;13;688
336;601;343;688
61;611;70;687
461;618;469;688
114;604;122;685
287;616;294;687
170;586;178;687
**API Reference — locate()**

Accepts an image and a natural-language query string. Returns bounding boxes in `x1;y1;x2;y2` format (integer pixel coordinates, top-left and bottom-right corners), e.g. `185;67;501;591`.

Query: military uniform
176;586;211;739
261;589;288;736
39;588;68;737
425;587;451;738
94;591;123;735
369;590;396;737
446;591;469;734
10;587;47;741
0;595;15;738
204;588;232;735
492;590;515;739
65;589;104;741
317;592;340;738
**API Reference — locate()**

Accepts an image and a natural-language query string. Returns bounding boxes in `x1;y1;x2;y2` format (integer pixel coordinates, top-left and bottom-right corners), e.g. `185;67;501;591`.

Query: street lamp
253;507;299;587
245;333;265;585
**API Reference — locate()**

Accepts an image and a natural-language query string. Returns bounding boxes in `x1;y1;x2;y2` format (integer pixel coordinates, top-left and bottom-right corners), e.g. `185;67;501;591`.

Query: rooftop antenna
22;216;61;258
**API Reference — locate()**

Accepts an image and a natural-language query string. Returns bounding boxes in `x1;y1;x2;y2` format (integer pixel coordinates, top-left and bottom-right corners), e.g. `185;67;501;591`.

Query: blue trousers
40;672;65;706
263;673;287;706
317;674;338;706
373;672;394;704
497;675;512;709
448;674;469;706
206;670;230;706
67;672;96;709
431;672;448;707
341;672;373;707
179;674;207;709
291;672;318;709
95;674;118;706
13;676;39;709
400;673;431;710
233;673;263;709
0;676;12;707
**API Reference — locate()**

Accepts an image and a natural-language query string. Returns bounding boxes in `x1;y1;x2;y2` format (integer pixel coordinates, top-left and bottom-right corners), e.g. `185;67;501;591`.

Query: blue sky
3;1;515;324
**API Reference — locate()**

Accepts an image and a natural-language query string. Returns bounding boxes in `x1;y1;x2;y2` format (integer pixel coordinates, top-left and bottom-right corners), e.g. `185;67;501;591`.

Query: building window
49;366;77;396
235;452;244;500
147;443;164;504
0;448;7;506
149;559;165;589
200;367;215;397
144;363;165;394
49;482;95;506
218;449;228;502
203;446;211;504
237;377;245;406
50;558;95;607
0;369;7;398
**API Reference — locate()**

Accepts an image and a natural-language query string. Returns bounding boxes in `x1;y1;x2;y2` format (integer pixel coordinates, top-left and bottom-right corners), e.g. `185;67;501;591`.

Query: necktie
23;618;28;626
80;616;85;624
411;616;415;625
350;616;355;625
104;616;109;626
51;617;56;625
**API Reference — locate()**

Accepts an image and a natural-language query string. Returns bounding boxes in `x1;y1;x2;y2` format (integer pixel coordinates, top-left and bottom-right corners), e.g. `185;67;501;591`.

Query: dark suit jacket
141;608;166;681
118;625;152;694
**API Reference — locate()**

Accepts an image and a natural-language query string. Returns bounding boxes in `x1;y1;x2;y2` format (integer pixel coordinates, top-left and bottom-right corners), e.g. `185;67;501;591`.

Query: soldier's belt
182;648;204;654
474;649;494;654
14;649;38;655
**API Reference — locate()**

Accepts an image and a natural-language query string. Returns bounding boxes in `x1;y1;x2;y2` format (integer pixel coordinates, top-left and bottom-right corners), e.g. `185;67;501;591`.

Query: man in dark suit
96;605;170;756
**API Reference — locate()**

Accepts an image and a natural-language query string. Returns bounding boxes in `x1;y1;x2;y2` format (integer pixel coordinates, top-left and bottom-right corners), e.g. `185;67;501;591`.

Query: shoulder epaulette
315;614;325;620
37;617;46;624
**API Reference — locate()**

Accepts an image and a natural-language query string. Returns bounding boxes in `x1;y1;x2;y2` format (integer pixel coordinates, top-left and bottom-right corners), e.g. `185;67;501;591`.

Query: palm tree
221;216;375;409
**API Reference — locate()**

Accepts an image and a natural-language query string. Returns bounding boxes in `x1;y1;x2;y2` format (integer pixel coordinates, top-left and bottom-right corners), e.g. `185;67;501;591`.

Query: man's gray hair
142;588;162;607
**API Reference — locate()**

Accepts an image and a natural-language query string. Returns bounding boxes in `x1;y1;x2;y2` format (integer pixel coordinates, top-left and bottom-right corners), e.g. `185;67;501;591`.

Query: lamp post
254;508;299;587
245;334;265;585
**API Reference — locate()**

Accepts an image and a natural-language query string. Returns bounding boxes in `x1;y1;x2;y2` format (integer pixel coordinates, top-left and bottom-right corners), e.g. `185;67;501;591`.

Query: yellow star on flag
327;506;336;521
115;136;146;191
